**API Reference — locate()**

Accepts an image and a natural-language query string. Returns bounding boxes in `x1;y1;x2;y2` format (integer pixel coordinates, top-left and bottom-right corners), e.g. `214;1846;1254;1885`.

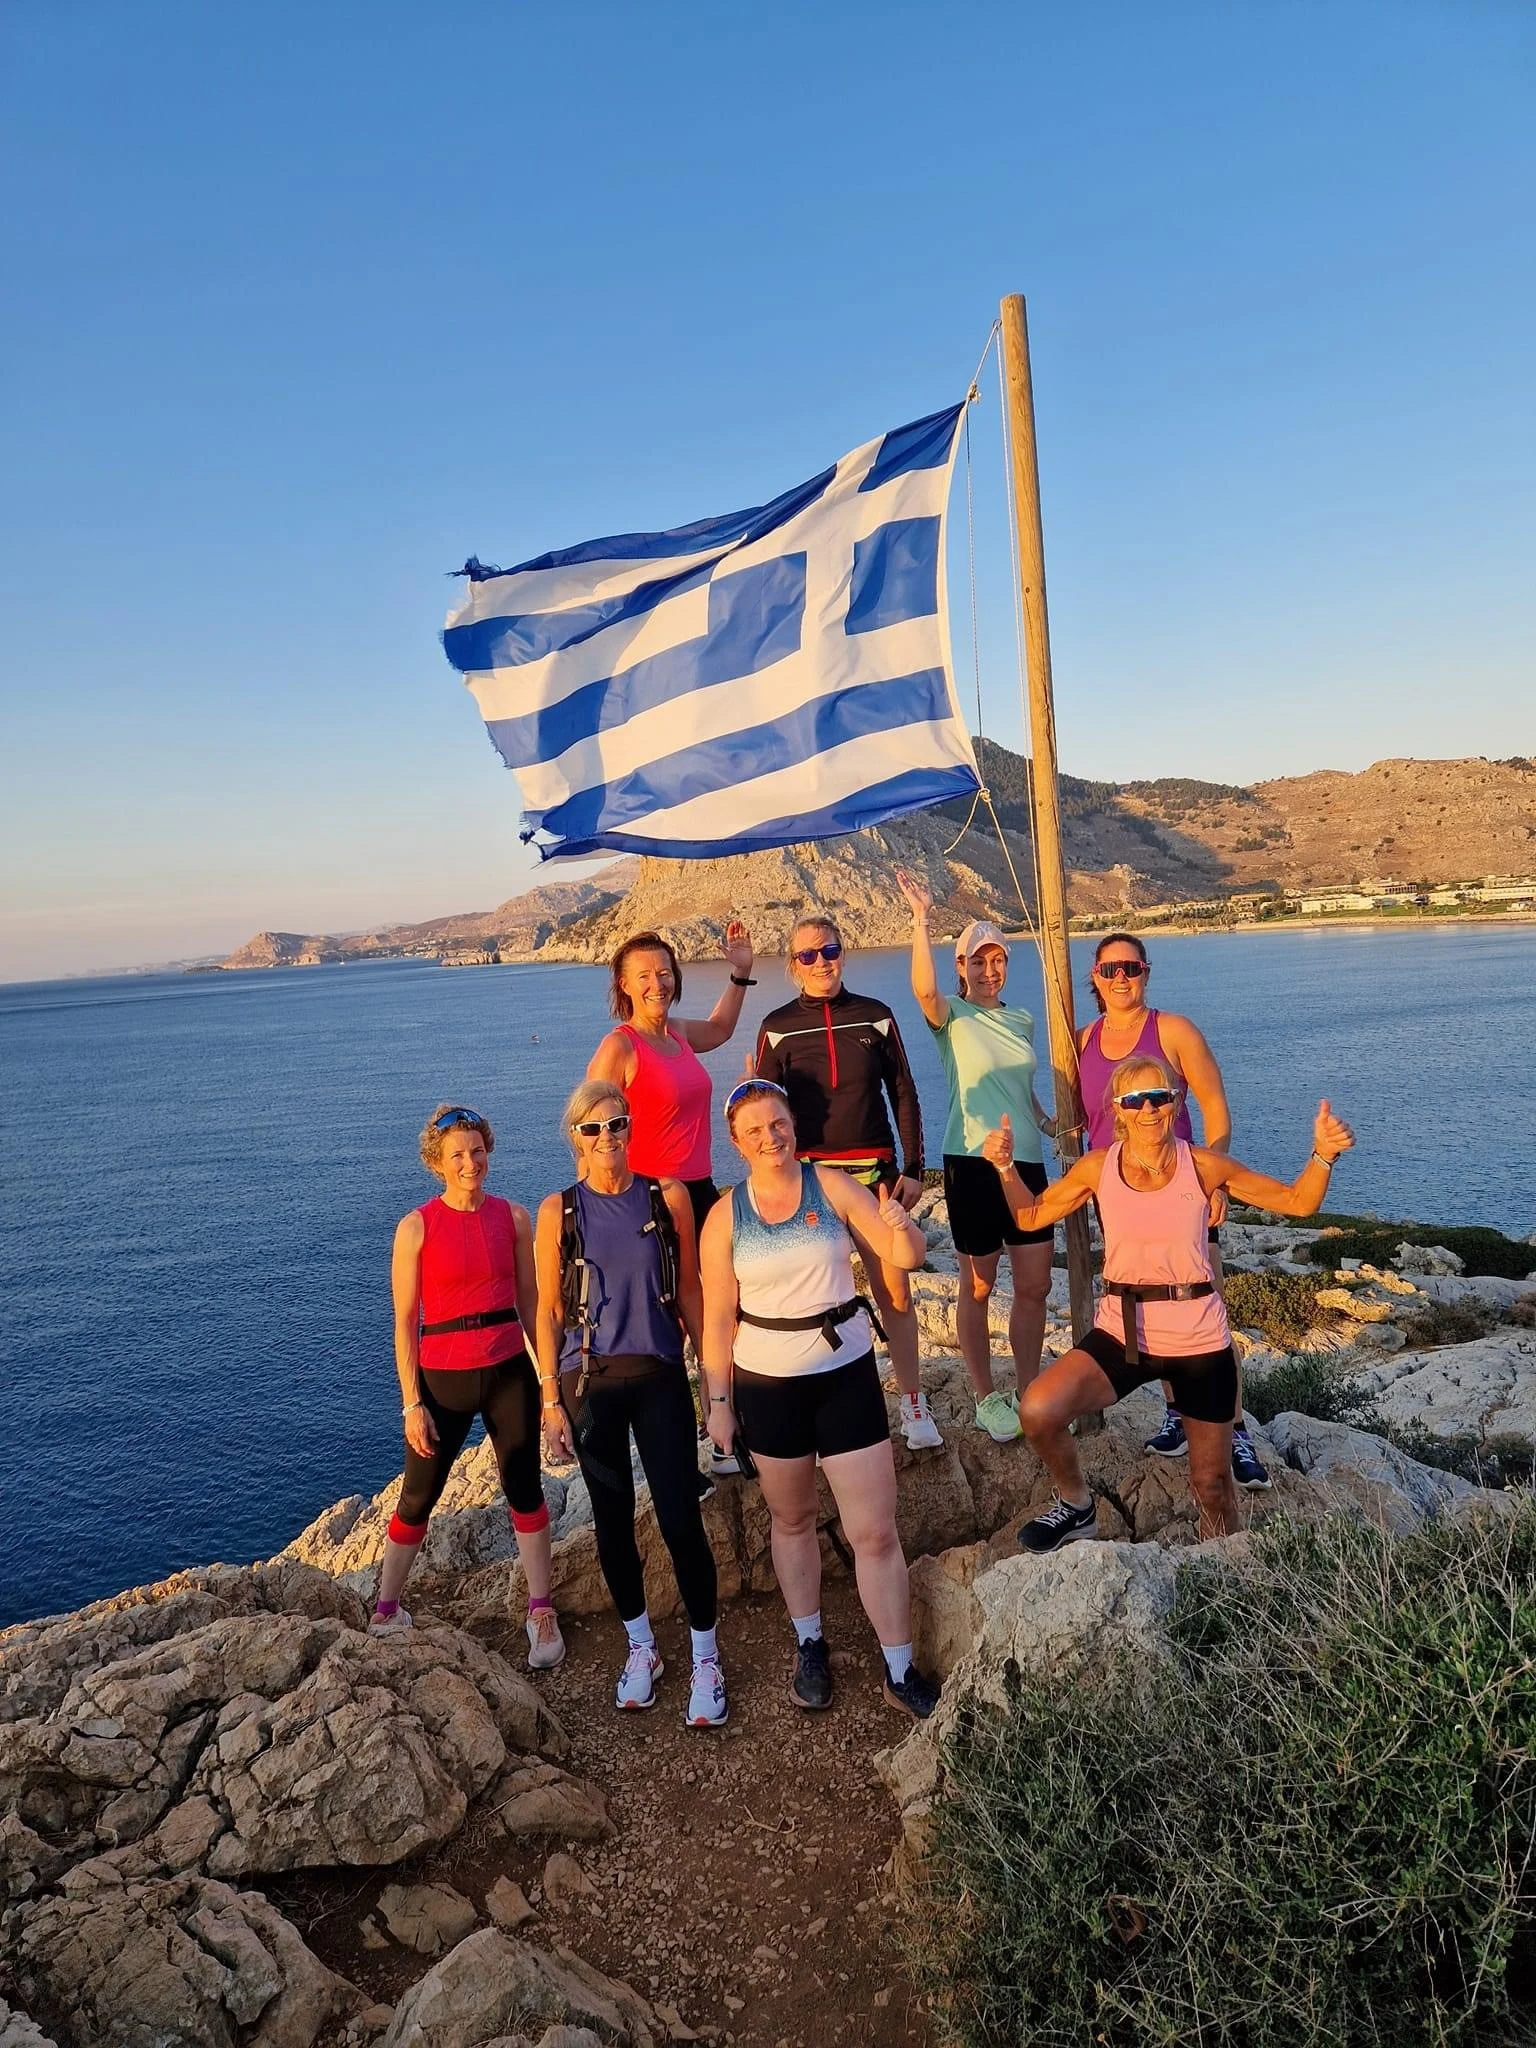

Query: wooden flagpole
999;293;1095;1344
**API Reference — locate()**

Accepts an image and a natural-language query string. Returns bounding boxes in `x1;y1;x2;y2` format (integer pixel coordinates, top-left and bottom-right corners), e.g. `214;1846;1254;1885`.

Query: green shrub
915;1507;1536;2048
1222;1269;1325;1349
1402;1298;1502;1348
1304;1221;1535;1280
1241;1351;1379;1428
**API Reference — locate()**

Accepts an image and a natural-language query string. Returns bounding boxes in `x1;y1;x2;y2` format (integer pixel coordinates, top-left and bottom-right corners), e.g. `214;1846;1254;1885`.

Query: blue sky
2;0;1532;980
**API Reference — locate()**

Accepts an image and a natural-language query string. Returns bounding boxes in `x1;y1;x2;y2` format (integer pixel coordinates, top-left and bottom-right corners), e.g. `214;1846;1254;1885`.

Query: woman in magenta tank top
368;1104;564;1673
977;1054;1354;1553
587;923;757;1237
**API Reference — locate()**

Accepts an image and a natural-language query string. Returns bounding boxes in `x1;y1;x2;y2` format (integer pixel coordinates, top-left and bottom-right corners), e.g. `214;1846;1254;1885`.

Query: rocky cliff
216;745;1536;969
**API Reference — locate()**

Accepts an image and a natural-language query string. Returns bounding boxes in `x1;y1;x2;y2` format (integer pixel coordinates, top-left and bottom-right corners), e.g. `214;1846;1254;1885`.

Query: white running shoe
526;1607;566;1672
615;1642;663;1710
901;1390;944;1450
686;1656;728;1728
368;1606;412;1638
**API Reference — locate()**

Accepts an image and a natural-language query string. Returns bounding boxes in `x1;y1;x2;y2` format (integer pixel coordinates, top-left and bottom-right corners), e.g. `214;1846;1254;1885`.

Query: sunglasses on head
432;1106;484;1130
571;1114;632;1138
1114;1089;1179;1111
1094;959;1147;981
724;1078;789;1114
793;942;843;965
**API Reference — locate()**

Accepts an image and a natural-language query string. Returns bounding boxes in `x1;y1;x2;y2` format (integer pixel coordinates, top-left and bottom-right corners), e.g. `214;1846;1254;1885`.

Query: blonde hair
786;912;843;983
418;1104;495;1176
561;1078;630;1161
1106;1056;1182;1142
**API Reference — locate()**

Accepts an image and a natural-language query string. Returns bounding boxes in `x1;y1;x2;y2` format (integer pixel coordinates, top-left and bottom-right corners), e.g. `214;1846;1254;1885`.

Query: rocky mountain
216;745;1536;968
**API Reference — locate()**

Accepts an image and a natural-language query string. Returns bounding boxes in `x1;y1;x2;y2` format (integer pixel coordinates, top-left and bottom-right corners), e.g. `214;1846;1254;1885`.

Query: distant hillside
217;747;1536;968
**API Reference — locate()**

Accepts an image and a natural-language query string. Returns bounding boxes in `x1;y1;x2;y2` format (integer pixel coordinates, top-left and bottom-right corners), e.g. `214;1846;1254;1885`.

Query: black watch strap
730;974;758;986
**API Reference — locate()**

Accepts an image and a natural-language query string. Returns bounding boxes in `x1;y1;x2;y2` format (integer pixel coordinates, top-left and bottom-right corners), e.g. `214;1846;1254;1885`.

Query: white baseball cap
955;919;1011;962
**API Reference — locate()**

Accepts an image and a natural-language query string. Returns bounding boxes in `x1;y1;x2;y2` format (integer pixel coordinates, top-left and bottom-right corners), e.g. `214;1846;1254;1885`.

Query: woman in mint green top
896;869;1057;1442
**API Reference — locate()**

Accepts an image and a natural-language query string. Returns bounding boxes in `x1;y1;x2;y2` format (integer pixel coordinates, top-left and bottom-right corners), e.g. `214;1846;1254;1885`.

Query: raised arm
817;1162;927;1271
895;867;949;1030
698;1199;740;1455
661;1177;704;1355
1195;1101;1355;1218
981;1114;1102;1231
680;920;756;1052
533;1192;573;1458
390;1210;436;1457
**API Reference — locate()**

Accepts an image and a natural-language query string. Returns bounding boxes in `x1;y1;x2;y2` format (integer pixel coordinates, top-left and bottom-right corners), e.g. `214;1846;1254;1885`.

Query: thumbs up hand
981;1116;1014;1174
1313;1100;1354;1163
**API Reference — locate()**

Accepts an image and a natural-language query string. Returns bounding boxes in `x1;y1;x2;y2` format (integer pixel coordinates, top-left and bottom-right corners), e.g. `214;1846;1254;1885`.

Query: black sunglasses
572;1114;632;1138
793;942;843;965
1094;960;1148;981
1114;1089;1179;1111
432;1106;484;1130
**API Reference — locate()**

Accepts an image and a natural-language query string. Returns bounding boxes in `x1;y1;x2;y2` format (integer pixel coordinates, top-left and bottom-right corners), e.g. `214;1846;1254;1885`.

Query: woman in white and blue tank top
699;1078;941;1721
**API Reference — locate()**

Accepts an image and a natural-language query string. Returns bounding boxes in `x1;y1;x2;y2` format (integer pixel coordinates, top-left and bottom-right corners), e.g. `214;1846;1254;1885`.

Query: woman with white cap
896;870;1056;1442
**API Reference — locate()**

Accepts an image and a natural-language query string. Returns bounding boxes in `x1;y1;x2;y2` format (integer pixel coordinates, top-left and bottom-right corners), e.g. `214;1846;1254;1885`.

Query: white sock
791;1609;822;1646
883;1642;913;1684
690;1626;719;1664
623;1611;654;1649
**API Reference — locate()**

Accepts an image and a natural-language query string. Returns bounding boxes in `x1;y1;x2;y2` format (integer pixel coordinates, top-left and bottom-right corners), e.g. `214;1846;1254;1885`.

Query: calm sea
2;924;1532;1628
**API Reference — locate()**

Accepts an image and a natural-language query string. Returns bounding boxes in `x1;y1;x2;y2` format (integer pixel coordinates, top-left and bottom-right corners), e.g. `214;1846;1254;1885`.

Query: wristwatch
730;973;757;986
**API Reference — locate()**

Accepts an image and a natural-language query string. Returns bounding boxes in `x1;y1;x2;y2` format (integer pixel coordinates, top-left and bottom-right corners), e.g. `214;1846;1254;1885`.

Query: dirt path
271;1572;937;2047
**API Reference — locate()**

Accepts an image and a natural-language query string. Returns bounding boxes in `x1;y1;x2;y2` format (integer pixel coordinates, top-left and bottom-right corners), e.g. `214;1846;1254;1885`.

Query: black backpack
558;1177;679;1401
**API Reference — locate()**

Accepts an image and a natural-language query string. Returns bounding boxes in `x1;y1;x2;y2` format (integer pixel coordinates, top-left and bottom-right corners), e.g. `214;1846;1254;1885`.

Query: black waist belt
737;1293;887;1355
1102;1281;1215;1371
420;1307;522;1338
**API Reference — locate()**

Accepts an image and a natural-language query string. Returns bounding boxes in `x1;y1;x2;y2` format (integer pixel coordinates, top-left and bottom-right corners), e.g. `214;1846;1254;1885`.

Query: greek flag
441;405;981;860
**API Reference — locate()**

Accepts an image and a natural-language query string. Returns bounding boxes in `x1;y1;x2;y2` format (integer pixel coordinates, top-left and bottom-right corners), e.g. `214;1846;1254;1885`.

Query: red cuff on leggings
509;1503;550;1535
387;1512;429;1546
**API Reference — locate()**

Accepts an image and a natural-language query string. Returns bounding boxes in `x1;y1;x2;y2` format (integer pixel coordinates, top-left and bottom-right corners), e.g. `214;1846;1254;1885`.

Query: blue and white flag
441;405;981;861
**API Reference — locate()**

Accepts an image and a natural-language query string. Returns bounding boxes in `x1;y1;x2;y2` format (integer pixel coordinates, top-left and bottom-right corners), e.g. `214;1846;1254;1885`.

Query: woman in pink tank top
978;1054;1354;1551
587;923;757;1237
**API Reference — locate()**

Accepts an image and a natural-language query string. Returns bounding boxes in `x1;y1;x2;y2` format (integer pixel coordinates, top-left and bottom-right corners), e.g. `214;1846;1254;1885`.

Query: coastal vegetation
1304;1217;1536;1281
915;1504;1536;2048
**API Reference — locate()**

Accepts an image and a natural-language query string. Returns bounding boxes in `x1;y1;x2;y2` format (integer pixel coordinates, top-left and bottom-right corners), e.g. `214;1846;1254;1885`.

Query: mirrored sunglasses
724;1078;789;1114
571;1114;632;1137
792;942;843;965
432;1106;484;1130
1094;960;1148;980
1113;1089;1179;1111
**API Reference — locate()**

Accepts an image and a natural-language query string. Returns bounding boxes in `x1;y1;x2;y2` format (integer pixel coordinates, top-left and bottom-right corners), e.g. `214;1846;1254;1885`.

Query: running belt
1100;1281;1215;1371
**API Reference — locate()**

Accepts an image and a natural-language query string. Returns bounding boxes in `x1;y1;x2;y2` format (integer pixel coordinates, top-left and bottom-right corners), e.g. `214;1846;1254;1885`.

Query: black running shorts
1078;1325;1238;1425
944;1154;1052;1256
732;1350;890;1461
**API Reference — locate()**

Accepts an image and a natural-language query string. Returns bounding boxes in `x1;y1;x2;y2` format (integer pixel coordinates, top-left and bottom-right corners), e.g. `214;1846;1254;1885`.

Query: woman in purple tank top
978;1056;1354;1553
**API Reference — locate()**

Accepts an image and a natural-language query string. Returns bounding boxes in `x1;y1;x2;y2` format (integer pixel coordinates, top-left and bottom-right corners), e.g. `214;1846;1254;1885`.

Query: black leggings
397;1354;544;1526
563;1362;717;1630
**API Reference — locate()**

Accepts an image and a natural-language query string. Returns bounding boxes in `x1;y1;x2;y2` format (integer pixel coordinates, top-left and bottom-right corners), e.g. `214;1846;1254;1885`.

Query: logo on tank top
804;1211;820;1229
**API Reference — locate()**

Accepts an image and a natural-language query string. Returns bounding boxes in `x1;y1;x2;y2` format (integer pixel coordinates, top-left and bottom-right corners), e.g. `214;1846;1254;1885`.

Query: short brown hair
609;931;683;1020
418;1104;495;1175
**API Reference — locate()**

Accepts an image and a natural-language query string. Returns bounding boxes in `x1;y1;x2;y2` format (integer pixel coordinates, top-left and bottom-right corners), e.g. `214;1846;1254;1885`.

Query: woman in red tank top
977;1055;1353;1553
369;1104;564;1674
586;922;758;1237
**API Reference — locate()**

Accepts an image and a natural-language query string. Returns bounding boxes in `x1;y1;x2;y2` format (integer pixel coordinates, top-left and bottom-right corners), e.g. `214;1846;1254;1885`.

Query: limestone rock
1;1592;567;1898
377;1882;478;1956
485;1876;537;1931
10;1873;361;2048
0;1562;365;1725
489;1761;609;1841
378;1926;657;2047
1345;1328;1536;1444
0;1999;57;2048
542;1852;595;1906
908;1545;983;1681
1262;1412;1504;1529
1394;1242;1465;1276
1314;1287;1394;1323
